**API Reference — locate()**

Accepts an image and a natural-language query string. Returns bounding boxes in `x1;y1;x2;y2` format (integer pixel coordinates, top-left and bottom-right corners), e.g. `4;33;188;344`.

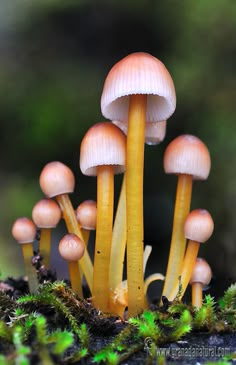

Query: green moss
0;280;235;364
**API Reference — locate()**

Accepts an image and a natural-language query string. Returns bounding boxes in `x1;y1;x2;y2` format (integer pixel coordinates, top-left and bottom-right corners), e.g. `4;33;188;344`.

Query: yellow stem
39;228;51;268
168;240;200;301
93;165;114;312
161;174;192;301
192;282;203;309
109;174;127;291
81;229;90;246
21;243;38;293
56;194;93;292
68;261;83;297
126;94;146;317
79;229;90;281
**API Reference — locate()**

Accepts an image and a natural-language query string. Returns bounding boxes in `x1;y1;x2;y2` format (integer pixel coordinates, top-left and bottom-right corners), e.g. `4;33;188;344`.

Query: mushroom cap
32;198;62;228
190;258;212;286
113;120;167;145
80;122;126;176
164;134;211;180
75;200;97;230
58;233;85;262
101;52;176;122
184;209;214;243
12;217;37;244
39;161;75;197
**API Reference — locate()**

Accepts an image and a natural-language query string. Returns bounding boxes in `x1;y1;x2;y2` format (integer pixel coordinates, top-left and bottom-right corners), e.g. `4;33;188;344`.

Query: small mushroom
32;198;61;267
80;122;126;312
39;161;93;293
161;135;211;301
58;233;85;296
101;52;176;316
12;217;38;293
169;209;214;301
75;200;97;245
190;257;212;309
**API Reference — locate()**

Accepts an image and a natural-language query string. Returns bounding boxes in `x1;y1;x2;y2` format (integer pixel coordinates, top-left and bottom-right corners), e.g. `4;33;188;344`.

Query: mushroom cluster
11;52;213;317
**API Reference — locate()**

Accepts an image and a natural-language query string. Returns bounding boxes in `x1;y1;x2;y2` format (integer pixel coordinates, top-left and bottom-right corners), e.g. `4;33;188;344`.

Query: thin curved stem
126;94;146;317
161;174;192;301
93;165;114;312
109;174;127;291
56;194;93;293
144;273;165;296
39;228;51;268
168;240;200;301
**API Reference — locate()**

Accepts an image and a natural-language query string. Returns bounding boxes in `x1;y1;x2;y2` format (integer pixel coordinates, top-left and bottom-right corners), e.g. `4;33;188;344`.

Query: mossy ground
0;265;235;365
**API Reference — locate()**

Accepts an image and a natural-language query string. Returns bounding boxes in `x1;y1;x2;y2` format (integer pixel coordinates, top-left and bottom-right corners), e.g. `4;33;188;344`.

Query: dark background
0;0;235;299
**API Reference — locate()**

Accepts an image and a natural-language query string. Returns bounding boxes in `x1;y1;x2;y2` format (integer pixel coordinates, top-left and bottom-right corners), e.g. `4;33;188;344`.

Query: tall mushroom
39;161;93;293
168;209;214;301
12;217;38;293
101;52;176;316
32;198;62;267
80;122;126;312
161;135;211;301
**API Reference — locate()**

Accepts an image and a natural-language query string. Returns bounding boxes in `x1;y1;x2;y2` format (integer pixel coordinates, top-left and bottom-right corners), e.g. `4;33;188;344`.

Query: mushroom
11;217;38;293
58;233;85;296
168;209;214;301
75;200;97;245
39;161;93;293
101;52;176;316
190;257;212;309
32;198;62;267
161;135;211;301
80;122;126;312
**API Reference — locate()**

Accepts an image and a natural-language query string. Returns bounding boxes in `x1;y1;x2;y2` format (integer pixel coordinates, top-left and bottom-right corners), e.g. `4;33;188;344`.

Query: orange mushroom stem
190;257;212;309
12;217;38;293
126;93;146;316
109;119;167;304
168;209;214;301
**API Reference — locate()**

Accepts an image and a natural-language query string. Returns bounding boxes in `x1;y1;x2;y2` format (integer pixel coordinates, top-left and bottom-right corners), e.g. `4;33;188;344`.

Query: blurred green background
0;0;236;297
